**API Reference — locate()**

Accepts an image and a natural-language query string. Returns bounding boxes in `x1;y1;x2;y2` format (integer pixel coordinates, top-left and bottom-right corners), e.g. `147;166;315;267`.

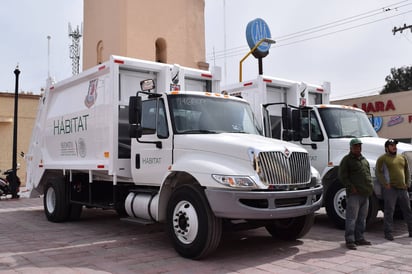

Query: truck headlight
212;174;257;189
310;166;321;187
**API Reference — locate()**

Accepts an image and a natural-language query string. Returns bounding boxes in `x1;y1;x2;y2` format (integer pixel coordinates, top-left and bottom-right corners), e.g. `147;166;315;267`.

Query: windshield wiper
179;129;218;134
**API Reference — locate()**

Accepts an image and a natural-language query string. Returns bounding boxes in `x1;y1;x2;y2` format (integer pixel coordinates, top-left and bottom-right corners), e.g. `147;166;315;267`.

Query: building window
155;38;167;63
97;40;104;64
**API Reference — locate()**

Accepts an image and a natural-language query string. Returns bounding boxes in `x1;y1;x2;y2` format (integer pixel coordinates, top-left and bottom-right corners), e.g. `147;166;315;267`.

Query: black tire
0;178;8;196
69;203;83;221
44;178;70;222
367;194;379;226
326;180;379;229
325;181;347;229
166;184;222;259
265;213;314;240
115;204;128;217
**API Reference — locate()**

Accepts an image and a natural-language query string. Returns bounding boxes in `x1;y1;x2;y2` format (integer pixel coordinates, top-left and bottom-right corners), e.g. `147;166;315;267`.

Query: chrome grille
257;151;311;185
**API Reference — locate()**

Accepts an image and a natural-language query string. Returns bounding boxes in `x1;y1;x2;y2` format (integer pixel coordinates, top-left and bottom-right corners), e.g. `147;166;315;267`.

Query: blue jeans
383;187;412;235
345;194;369;243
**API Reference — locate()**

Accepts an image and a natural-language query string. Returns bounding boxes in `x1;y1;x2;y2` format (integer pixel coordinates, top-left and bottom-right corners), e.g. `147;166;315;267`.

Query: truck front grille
257;151;311;186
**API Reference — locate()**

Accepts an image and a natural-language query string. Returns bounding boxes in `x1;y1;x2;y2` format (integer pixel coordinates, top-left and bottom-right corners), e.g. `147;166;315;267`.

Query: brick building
332;90;412;144
0;92;40;184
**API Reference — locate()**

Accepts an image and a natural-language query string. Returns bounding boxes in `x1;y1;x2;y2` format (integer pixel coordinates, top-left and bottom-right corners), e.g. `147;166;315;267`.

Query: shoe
346;242;357;250
385;234;394;241
355;239;372;246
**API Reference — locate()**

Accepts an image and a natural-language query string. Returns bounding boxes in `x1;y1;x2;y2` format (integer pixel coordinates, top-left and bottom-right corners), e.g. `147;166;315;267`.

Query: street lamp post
11;66;20;198
239;38;276;82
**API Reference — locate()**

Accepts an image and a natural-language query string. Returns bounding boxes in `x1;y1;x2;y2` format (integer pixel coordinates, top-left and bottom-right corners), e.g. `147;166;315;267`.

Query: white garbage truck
25;56;322;259
224;75;412;229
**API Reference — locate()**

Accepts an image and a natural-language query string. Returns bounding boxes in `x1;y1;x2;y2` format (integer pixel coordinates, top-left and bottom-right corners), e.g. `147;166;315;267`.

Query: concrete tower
83;0;207;70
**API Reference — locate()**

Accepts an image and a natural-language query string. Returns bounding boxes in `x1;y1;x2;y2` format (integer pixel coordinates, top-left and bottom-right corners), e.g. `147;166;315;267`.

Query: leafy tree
381;66;412;94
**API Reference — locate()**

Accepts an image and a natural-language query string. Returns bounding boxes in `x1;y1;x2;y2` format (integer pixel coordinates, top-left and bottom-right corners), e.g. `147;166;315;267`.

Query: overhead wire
273;9;412;49
332;86;384;100
274;1;411;41
207;1;412;61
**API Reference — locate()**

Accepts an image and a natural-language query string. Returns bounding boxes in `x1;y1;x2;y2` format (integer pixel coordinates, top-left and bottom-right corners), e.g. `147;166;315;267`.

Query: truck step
120;217;155;225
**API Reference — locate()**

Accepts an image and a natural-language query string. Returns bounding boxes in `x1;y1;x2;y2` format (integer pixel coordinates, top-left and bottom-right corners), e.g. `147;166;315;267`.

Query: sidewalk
1;197;412;273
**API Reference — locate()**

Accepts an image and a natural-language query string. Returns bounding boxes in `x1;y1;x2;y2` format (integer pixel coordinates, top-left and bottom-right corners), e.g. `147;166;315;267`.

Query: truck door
118;70;160;178
263;86;287;139
299;108;327;173
131;97;173;185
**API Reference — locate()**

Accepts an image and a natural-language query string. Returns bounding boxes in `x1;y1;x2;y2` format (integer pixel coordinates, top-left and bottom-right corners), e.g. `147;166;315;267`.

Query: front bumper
205;185;323;220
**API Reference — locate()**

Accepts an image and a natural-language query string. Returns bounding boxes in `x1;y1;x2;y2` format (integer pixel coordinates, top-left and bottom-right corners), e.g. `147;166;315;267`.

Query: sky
1;0;411;100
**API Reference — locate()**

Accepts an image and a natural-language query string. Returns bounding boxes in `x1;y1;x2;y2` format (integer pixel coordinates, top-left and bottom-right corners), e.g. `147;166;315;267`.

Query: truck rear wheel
265;213;314;240
44;179;70;222
166;184;222;259
69;203;83;221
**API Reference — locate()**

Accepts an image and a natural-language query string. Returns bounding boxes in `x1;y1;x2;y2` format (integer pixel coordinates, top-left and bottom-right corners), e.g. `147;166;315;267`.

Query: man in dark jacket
339;138;373;250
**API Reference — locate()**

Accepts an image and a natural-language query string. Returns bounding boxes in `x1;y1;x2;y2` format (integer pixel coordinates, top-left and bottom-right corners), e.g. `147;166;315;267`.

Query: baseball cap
385;139;398;147
350;138;362;146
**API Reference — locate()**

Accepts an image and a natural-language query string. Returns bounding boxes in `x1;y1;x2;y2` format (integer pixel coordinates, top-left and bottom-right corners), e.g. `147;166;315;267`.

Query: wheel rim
46;187;56;214
333;188;347;220
172;200;199;244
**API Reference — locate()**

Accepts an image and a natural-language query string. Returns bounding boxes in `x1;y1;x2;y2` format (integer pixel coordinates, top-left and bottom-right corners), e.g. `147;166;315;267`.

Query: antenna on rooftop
68;22;83;75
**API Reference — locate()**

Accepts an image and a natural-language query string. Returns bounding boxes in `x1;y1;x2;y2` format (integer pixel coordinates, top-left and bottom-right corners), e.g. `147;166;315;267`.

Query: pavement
1;195;412;274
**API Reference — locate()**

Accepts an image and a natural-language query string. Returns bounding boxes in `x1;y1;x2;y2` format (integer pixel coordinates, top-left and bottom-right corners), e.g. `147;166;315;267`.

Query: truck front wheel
325;181;346;229
166;185;222;259
325;180;379;229
44;179;70;222
265;213;314;240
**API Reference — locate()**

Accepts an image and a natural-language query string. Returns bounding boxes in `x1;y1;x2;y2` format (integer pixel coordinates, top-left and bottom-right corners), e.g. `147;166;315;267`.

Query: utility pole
392;23;412;35
46;35;54;87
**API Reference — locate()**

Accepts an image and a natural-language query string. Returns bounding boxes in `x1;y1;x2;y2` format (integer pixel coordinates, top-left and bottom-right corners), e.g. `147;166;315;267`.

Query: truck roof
314;104;366;113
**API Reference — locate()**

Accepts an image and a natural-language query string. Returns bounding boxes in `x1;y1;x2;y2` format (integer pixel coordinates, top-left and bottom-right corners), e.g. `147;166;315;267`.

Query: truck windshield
318;108;378;138
168;94;261;135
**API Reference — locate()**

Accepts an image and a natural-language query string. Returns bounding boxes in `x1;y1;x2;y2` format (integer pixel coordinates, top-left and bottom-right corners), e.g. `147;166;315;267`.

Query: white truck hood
329;137;412;168
171;133;311;188
174;133;308;161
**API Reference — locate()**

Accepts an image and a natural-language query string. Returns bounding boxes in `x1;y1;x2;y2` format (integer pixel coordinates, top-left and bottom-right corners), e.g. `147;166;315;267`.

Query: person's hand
384;184;391;189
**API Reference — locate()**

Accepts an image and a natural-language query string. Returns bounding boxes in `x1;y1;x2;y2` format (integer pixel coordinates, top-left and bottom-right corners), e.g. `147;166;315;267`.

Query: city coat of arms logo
85;79;98;108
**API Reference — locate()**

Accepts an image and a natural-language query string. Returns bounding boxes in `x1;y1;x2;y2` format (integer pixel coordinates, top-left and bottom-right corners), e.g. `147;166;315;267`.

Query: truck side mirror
128;96;142;124
282;107;292;130
129;96;143;138
282;107;294;141
291;110;302;141
282;130;292;141
129;124;142;138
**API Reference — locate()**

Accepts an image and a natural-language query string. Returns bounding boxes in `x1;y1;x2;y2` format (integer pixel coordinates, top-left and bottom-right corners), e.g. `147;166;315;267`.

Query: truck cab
224;75;412;228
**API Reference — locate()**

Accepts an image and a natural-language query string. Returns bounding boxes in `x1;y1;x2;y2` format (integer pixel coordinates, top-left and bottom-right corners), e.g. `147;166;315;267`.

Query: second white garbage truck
25;56;322;259
224;75;412;229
